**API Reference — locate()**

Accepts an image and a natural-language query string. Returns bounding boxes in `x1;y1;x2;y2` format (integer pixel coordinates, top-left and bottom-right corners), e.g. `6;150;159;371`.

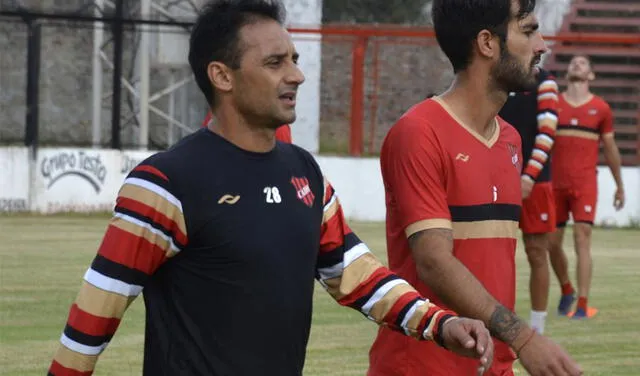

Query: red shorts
368;327;515;376
520;182;556;234
554;185;597;226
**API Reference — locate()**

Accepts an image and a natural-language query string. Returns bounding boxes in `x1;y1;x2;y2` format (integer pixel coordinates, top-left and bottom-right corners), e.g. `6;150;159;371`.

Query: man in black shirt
499;69;559;334
48;1;494;375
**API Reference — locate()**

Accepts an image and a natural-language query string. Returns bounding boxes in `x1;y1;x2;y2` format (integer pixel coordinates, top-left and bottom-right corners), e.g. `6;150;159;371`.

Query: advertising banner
32;148;121;213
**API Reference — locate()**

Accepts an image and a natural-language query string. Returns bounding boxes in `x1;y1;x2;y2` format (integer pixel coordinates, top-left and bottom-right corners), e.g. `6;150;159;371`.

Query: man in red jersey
203;111;293;143
368;0;582;375
549;55;625;319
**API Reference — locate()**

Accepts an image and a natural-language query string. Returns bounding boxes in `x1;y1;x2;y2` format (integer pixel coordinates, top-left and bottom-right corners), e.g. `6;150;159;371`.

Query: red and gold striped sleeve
523;77;559;181
316;177;457;344
48;164;187;376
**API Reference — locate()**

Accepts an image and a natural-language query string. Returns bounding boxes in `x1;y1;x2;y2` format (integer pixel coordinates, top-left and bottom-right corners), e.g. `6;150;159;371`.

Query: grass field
1;215;639;375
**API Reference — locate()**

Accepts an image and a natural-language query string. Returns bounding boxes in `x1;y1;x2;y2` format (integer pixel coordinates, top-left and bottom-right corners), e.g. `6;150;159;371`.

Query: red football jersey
552;94;613;189
369;98;522;376
202;111;292;144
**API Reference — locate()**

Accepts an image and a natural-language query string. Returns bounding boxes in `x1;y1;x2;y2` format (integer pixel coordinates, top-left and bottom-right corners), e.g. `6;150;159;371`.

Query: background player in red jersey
368;0;582;375
549;55;625;319
203;111;293;143
499;69;559;334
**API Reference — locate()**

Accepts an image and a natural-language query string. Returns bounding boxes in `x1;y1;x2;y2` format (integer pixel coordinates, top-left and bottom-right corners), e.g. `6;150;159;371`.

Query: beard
491;47;540;93
567;72;588;82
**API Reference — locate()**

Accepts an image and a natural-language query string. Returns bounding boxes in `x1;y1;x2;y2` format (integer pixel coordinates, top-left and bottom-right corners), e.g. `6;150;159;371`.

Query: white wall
0;147;30;212
316;156;386;222
318;155;640;227
596;166;640;227
285;0;322;153
1;147;638;228
32;148;124;213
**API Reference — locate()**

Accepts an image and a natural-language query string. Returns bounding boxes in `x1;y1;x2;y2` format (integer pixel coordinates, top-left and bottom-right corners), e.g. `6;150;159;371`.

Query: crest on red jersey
507;143;522;171
291;176;315;207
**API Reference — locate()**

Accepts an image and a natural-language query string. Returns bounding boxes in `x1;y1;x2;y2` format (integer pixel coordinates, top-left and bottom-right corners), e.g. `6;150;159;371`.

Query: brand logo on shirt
588;109;598;115
585;205;592;213
571;118;579;126
541;213;549;222
218;194;241;205
507;143;521;171
455;153;470;162
291;176;314;207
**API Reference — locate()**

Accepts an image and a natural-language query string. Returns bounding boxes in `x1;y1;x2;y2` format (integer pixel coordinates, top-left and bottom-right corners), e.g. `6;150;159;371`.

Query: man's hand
518;331;583;376
614;188;625;211
521;176;534;199
441;317;494;375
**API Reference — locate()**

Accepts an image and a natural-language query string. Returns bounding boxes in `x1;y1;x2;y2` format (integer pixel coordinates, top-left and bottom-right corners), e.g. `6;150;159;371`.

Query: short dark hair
432;0;536;73
188;0;286;105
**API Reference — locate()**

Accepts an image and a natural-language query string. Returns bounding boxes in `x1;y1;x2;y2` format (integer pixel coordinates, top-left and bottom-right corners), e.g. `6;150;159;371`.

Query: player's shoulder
386;99;445;139
279;142;324;180
591;95;612;111
497;117;522;145
130;129;209;182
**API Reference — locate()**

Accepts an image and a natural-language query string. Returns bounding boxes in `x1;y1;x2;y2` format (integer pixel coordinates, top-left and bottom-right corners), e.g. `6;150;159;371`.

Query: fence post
24;20;41;159
111;0;124;149
349;36;367;157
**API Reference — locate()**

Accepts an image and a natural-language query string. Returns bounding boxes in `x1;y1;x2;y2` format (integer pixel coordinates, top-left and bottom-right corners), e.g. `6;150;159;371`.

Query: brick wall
319;38;454;154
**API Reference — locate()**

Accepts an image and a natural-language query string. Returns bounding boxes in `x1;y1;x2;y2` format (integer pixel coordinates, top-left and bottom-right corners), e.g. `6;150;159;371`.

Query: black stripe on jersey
127;168;172;192
449;204;521;222
557;125;598;134
539;109;558;117
316;232;361;269
91;254;149;285
63;324;113;347
351;274;400;310
394;297;422;329
343;232;362;252
113;206;176;244
323;184;335;206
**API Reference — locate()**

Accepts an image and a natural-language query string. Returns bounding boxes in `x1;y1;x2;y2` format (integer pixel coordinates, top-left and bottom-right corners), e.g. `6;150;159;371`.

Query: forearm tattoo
488;304;526;344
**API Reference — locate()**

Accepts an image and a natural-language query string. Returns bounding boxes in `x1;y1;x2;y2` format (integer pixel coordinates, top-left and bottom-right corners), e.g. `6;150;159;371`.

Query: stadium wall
1;146;638;228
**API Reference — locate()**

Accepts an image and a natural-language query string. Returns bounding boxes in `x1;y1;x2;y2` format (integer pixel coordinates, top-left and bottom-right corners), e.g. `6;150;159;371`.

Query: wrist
510;326;535;352
432;312;457;348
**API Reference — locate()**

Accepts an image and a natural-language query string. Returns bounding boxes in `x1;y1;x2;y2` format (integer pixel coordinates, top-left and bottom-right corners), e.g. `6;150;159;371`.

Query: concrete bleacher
542;0;640;166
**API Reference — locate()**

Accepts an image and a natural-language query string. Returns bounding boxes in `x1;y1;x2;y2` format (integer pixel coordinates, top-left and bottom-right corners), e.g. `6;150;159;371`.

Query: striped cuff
434;314;458;348
522;174;535;183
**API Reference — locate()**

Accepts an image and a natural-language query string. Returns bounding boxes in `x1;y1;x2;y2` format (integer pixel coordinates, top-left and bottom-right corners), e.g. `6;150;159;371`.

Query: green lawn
1;216;639;375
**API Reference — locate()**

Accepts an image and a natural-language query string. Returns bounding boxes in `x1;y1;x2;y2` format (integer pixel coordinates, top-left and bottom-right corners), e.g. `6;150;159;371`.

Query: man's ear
208;61;233;93
476;29;500;60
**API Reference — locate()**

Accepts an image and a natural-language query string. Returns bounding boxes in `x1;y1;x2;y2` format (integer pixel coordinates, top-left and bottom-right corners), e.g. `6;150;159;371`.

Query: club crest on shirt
291;176;315;207
507;143;521;171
